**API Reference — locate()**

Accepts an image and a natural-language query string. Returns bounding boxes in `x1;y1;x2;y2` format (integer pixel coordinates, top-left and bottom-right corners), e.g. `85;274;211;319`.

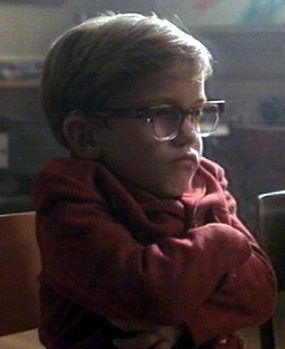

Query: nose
178;117;203;157
179;115;197;139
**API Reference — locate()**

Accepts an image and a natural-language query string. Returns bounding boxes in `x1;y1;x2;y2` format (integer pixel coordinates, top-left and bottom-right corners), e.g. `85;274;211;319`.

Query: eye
150;106;180;118
190;108;203;119
148;106;181;139
150;107;181;127
203;103;220;114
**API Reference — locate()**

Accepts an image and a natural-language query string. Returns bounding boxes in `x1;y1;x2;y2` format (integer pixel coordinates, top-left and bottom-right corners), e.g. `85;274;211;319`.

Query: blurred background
0;0;285;229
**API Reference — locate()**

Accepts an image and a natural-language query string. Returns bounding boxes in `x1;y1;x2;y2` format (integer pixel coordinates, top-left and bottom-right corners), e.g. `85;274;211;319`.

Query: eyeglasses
83;100;225;142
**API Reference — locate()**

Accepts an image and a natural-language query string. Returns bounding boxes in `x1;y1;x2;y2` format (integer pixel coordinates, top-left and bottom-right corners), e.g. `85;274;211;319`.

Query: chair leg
259;319;275;349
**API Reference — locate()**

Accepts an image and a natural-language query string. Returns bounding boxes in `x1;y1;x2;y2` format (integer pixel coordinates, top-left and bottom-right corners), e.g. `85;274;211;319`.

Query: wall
0;0;155;62
0;1;71;61
195;26;285;126
154;0;285;26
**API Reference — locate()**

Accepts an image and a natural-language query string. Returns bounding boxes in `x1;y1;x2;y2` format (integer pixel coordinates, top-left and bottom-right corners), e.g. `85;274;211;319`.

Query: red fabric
33;157;277;349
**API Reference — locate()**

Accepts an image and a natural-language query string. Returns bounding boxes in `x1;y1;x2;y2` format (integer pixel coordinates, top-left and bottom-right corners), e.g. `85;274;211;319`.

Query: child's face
94;63;206;198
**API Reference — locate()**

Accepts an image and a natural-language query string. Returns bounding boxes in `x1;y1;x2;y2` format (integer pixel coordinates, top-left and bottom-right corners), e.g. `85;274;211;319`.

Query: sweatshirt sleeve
34;167;252;326
183;164;277;346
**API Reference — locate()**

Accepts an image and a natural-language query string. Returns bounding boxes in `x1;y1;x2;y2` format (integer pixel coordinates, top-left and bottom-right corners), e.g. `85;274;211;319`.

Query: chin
159;180;191;198
172;170;199;197
149;167;198;198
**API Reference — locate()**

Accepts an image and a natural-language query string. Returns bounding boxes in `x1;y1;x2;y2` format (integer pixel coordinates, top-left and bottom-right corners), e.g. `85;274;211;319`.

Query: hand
109;318;183;349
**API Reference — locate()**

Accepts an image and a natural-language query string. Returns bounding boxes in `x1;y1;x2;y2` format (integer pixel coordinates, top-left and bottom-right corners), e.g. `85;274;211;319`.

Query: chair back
256;190;285;349
257;190;285;291
0;211;40;336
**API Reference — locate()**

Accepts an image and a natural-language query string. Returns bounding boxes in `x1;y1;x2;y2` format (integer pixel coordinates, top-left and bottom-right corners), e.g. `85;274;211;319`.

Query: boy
33;13;276;349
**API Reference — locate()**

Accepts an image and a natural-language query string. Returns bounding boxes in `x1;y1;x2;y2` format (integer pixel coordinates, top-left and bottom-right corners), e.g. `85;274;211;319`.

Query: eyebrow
143;97;207;109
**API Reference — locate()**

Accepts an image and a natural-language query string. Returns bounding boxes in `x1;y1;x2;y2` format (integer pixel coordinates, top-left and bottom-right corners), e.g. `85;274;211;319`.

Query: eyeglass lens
150;102;222;140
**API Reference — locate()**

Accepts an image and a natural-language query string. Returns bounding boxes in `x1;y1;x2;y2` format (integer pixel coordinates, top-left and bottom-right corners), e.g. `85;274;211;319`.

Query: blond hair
41;12;213;147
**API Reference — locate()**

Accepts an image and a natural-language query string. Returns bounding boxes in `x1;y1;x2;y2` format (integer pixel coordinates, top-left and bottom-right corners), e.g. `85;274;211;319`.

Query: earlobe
63;114;101;159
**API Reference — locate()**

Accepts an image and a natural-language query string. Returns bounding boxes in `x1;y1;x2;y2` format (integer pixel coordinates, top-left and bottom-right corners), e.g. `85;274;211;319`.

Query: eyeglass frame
72;100;225;142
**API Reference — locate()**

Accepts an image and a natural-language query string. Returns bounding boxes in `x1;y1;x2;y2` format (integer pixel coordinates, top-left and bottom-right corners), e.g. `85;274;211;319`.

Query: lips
174;151;198;163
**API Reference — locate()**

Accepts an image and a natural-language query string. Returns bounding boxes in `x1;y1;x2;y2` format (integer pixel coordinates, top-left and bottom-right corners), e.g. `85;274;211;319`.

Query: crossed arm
36;163;277;347
38;214;275;347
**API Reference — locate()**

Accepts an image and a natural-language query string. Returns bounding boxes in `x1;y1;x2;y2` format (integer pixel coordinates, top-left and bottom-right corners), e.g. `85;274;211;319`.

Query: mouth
174;150;200;164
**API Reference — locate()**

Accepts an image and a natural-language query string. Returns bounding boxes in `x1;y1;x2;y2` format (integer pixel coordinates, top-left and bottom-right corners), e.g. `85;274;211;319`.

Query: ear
63;114;101;159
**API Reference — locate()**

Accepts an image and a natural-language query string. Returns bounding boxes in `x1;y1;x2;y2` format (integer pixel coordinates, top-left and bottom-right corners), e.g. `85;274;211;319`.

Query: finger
113;332;159;349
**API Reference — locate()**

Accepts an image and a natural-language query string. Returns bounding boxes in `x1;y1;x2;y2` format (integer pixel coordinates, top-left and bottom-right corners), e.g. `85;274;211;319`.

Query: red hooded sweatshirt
33;157;277;349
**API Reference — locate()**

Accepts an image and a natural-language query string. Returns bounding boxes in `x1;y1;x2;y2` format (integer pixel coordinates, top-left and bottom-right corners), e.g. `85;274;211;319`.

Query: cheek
99;128;157;171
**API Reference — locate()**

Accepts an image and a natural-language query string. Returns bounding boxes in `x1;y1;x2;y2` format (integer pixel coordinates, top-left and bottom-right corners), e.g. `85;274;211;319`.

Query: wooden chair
256;190;285;349
0;211;43;348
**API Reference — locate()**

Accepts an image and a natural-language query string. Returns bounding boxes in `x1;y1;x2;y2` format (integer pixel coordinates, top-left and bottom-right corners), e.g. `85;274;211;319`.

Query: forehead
109;63;205;107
